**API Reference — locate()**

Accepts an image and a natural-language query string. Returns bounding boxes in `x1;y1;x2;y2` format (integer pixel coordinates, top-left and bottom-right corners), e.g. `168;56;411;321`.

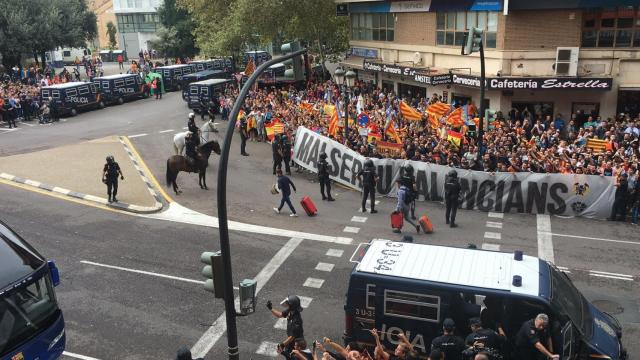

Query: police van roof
157;64;194;69
183;69;225;77
356;240;541;297
0;220;45;290
94;74;138;80
192;78;234;86
43;82;88;89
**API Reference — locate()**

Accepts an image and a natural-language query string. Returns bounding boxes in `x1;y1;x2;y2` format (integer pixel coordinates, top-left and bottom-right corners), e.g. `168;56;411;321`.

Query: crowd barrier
293;126;615;219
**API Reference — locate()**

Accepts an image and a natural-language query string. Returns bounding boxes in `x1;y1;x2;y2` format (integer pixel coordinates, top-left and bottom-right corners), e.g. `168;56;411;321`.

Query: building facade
338;0;640;120
87;0;118;50
113;0;162;57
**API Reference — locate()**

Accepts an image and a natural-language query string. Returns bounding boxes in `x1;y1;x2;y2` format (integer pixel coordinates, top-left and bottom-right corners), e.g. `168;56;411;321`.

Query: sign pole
477;41;486;164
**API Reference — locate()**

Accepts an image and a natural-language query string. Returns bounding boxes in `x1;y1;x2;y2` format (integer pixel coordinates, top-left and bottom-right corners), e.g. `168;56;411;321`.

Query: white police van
93;74;147;105
344;240;626;359
40;82;103;116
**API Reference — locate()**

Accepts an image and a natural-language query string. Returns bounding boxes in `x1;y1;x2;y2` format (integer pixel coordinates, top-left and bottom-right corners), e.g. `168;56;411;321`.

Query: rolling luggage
300;196;317;216
391;211;404;229
419;215;434;233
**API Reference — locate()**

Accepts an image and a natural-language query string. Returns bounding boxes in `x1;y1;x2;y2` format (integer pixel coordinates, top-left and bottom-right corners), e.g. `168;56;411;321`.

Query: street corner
0;136;164;213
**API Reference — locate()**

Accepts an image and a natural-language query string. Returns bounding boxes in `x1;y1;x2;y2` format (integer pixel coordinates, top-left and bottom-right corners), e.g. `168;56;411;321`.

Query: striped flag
299;102;314;112
244;58;256;76
399;101;423;121
586;138;607;153
447;130;463;148
385;119;402;144
328;107;339;137
446;107;465;128
426;102;451;118
427;113;439;129
272;119;285;134
265;122;275;141
368;132;382;143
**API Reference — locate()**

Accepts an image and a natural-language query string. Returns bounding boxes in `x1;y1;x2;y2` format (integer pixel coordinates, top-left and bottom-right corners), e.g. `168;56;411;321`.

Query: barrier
293;126;615;219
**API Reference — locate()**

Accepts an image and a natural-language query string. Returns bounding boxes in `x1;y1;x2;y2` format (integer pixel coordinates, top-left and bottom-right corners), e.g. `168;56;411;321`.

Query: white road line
24;179;42;187
81;260;210;286
303;277;325;288
488;212;504;219
128;133;148;138
256;341;279;357
351;216;368;223
590;273;634;281
481;243;501;251
0;127;20;134
326;249;344;257
52;187;71;195
365;200;381;205
191;237;303;358
274;318;287;330
315;262;335;272
299;296;313;308
484;232;501;240
343;226;360;234
62;351;101;360
485;221;503;229
536;214;555;263
589;270;633;278
159;129;175;133
550;233;640;246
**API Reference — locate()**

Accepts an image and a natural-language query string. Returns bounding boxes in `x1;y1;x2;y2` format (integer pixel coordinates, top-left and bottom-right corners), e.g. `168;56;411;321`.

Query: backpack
403;187;414;204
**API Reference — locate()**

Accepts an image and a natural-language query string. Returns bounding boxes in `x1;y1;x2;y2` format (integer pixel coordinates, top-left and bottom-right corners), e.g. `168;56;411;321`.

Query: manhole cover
592;300;624;315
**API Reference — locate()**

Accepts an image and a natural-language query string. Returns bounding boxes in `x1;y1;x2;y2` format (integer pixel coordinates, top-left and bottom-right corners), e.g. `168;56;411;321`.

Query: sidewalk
0;136;163;213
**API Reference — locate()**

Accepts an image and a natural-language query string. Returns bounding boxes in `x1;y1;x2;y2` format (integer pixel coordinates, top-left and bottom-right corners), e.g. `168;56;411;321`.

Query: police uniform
239;116;249;156
188;119;200;146
444;170;462;227
281;308;304;357
431;334;465;360
185;135;198;168
103;158;122;203
318;153;334;201
465;327;504;353
357;161;377;213
515;319;550;360
272;135;283;175
281;135;292;175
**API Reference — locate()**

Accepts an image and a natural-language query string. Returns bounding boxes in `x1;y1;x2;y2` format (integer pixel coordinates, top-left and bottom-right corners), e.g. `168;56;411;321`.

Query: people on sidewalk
102;155;124;203
273;168;298;217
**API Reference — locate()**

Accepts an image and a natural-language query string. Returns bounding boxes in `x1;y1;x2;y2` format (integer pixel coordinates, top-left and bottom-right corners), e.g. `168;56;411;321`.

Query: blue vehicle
344;240;627;359
93;74;148;105
40;82;104;117
179;69;232;100
152;64;197;91
0;220;65;360
185;78;234;113
190;58;235;73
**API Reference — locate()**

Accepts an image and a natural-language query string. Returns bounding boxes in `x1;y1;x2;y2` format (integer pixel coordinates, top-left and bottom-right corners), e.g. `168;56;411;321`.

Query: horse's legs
202;170;207;190
172;173;182;194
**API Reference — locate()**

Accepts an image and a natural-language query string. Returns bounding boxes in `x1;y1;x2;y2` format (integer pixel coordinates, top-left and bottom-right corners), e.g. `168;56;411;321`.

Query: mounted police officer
400;164;417;220
318;152;334;201
357;159;378;213
187;112;200;146
102;155;124;203
267;295;304;358
185;132;198;169
444;169;462;227
272;134;284;175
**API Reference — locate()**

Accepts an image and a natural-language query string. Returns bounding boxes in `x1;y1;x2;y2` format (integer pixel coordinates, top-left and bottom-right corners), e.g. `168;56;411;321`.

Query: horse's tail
166;158;173;187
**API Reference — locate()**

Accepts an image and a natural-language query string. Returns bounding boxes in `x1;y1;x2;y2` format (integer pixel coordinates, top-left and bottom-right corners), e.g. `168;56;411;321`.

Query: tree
106;21;118;50
150;0;198;59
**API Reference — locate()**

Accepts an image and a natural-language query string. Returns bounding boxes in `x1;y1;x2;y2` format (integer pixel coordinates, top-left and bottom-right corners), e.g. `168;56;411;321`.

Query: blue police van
185;78;234;112
152;64;197;91
344;240;626;359
40;82;104;116
0;220;65;360
93;74;148;105
180;69;232;100
190;58;235;73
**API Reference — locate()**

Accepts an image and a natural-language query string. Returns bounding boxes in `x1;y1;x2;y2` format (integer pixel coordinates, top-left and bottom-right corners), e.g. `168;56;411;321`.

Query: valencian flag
328;106;339;137
265;119;284;142
586;138;607;153
385;119;402;144
399;101;423;121
244;58;256;76
446;107;465;128
426;102;450;118
299;102;314;112
447;130;463;148
357;112;370;127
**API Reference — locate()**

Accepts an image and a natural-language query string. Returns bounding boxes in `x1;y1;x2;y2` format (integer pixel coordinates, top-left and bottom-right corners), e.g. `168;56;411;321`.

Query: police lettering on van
94;74;146;105
344;240;627;359
40;82;103;116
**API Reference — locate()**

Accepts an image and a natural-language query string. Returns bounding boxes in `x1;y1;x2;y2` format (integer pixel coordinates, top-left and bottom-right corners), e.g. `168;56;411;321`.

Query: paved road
1;91;638;359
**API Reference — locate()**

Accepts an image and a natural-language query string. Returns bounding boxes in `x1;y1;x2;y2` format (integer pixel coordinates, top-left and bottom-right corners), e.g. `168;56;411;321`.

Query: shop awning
339;56;365;70
509;0;637;10
619;83;640;91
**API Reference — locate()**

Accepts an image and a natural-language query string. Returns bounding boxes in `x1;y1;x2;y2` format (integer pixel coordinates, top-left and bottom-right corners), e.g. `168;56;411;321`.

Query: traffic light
201;251;224;298
463;28;484;55
281;41;304;81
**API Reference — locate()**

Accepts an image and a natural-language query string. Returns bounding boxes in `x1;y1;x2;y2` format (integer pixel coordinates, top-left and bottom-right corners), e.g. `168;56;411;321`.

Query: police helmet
281;295;303;312
188;112;195;120
448;169;458;178
364;159;374;168
106;155;114;163
403;164;414;174
319;152;328;160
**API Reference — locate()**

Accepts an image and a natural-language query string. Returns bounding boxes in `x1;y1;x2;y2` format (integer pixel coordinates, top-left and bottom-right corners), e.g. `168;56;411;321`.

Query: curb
0;172;162;214
118;136;167;207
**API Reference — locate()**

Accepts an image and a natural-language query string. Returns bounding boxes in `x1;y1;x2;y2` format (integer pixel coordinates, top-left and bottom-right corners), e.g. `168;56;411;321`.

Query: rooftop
192;78;235;86
42;82;89;89
94;74;139;80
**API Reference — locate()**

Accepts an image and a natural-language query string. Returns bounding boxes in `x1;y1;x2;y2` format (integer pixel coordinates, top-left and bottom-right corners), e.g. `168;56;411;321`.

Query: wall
394;12;435;46
90;0;118;50
502;10;582;50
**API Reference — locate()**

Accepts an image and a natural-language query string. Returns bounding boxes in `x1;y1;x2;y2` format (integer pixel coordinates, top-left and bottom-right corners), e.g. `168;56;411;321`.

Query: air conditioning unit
412;52;422;66
381;49;397;63
554;47;579;76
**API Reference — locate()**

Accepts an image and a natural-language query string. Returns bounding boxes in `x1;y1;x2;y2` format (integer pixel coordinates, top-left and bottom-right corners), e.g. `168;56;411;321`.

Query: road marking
481;243;501;251
182;126;188;130
299;296;313;308
191;237;303;358
590;273;634;281
303;277;325;288
343;226;360;234
536;214;555;263
24;179;42;187
315;262;335;272
18;121;35;127
0;127;20;134
485;221;503;229
351;216;368;223
274;318;287;330
256;341;279;357
589;270;634;278
52;186;71;195
365;200;381;205
326;249;344;257
62;351;101;360
488;212;503;219
550;233;640;246
484;232;501;240
128;133;148;138
159;129;175;133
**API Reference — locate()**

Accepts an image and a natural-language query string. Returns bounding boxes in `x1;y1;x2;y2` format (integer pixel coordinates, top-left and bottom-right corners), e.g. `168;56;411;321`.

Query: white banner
293;126;615;219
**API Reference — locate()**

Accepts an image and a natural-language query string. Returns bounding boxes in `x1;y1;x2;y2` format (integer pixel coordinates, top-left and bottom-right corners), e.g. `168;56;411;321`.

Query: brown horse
166;140;221;194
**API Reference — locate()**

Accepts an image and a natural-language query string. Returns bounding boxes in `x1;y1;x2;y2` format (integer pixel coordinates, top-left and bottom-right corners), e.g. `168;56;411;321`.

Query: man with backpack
395;180;420;234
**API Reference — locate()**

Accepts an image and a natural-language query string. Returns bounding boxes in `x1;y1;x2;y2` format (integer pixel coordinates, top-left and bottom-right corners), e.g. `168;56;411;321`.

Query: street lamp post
215;48;307;360
334;68;356;144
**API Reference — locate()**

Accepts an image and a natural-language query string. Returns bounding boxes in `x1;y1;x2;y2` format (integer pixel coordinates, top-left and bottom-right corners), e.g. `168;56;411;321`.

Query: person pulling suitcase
273;168;298;217
394;181;420;234
400;164;417;220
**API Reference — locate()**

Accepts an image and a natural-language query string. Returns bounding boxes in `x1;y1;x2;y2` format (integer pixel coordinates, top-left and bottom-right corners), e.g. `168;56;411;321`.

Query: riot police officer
272;134;283;175
444;169;461;227
400;164;417;220
431;318;465;360
102;155;124;203
357;159;378;213
281;134;292;175
318;152;334;201
464;318;506;359
187;113;200;146
239;114;249;156
267;295;304;358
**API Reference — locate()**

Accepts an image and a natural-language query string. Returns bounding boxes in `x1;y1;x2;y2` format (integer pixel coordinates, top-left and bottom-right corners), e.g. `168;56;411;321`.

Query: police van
152;64;197;91
93;74;147;105
345;240;626;359
180;69;231;100
40;82;103;116
185;78;234;112
190;58;235;72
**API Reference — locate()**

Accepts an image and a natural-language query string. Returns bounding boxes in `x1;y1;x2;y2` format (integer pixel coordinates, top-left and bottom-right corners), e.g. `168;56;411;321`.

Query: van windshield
550;268;593;338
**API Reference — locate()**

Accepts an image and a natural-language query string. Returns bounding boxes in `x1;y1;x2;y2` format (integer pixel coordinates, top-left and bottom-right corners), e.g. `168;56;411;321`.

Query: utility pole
462;28;485;163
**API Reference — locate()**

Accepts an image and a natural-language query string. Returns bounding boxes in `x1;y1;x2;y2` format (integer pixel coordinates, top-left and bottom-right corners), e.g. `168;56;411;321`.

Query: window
436;11;498;48
63;51;71;57
384;290;440;322
78;86;89;95
200;87;209;95
190;87;198;95
42;90;50;98
582;6;640;47
51;90;60;99
125;77;135;85
102;81;110;89
114;79;125;87
90;84;96;93
366;284;376;310
66;88;77;97
164;70;170;76
351;13;394;42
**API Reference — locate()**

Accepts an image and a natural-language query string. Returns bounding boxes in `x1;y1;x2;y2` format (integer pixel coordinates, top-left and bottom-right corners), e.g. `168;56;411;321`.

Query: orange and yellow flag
328;109;339;137
244;58;256;76
446;107;465;128
399;101;422;121
426;102;451;118
385;120;402;144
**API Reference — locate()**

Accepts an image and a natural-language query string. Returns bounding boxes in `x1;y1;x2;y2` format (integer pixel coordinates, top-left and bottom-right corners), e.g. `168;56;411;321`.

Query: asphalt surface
1;91;638;359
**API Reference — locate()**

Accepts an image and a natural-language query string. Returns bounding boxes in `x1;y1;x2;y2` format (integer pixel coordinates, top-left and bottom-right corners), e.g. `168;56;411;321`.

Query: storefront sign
351;47;378;58
389;0;432;13
451;74;612;91
414;73;453;85
363;60;417;77
336;4;348;16
294;126;615;219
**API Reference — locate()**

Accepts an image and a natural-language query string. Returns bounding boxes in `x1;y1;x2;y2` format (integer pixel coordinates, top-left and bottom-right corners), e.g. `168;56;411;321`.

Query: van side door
560;321;575;360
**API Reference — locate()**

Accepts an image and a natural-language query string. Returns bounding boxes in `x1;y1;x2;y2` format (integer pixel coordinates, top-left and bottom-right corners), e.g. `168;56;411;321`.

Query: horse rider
185;132;199;169
188;113;200;146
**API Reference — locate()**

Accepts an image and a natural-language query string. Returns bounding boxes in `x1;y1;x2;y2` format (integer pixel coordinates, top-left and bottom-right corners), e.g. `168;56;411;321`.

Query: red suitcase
419;215;434;233
391;211;404;229
300;196;317;216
